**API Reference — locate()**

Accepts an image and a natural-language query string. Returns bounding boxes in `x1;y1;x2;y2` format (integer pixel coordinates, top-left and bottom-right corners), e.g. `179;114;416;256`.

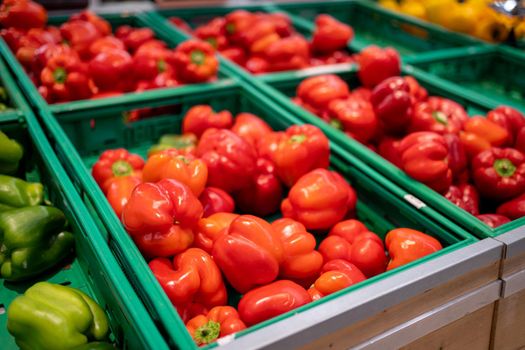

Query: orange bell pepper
186;306;246;345
385;228;442;270
460;117;510;157
194;212;239;254
105;175;141;219
142;149;208;197
308;259;366;300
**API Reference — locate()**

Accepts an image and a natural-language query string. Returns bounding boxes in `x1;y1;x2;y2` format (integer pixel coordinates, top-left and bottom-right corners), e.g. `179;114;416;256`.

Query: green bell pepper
0;131;23;174
0;174;43;208
0;205;74;281
7;281;110;350
147;133;197;157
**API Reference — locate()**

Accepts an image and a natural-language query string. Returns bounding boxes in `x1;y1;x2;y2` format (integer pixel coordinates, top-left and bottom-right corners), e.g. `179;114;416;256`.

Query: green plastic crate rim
253;62;523;239
40;76;477;349
0;58;167;349
404;45;525;114
0;11;235;117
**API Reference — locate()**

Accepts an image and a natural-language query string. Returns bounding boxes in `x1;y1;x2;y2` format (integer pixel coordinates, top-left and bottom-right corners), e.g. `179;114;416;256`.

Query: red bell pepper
245;56;269;74
272;218;323;282
497;193;525;220
88;36;124;58
196;128;257;193
238;280;311;326
132;46;174;82
171;40;218;83
106;175;141;219
122;179;202;258
378;136;403;168
195;212;239;254
169;17;193;34
89;49;133;92
212;215;284;293
264;36;310;72
16;28;60;69
224;10;254;45
460;117;510;157
240;19;279;54
515;127;525;155
0;0;47;30
487;106;525;145
327;96;378;143
92;148;144;193
120;27;155;53
371;76;412;134
308;259;366;300
399;132;452;193
39;52;92;102
404;76;428;103
472;147;525;201
1;28;25;52
357;46;401;88
386;228;442;270
311;15;353;53
258;124;330;187
194;18;228;50
149;248;227;314
199;187;235;218
182;105;233;138
296;74;350;115
60;20;102;59
142;150;208;197
220;46;247;66
231;112;273;149
281;169;357;231
444;184;479;215
186;306;246;345
444;133;468;181
264;12;294;37
235;158;283;216
476;214;511;228
409;97;468;134
70;10;111;36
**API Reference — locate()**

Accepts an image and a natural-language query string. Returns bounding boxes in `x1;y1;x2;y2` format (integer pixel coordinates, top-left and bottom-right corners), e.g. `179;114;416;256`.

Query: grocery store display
0;0;219;104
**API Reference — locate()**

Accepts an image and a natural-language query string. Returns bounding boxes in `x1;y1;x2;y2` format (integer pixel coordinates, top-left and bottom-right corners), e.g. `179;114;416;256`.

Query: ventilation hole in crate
60;281;72;286
0;304;5;315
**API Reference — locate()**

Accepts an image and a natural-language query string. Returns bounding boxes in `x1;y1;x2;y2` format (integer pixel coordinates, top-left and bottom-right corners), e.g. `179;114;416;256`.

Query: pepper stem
111;160;133;177
329;119;343;130
194;320;221;345
53;67;67;84
205;37;218;49
432;111;448;125
190;50;206;66
289;134;307;144
494;158;516;178
157;59;167;73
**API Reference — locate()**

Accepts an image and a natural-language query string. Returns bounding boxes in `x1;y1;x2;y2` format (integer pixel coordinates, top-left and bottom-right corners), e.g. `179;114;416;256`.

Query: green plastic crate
0;11;234;117
253;63;523;239
0;59;168;349
407;45;525;113
38;76;479;348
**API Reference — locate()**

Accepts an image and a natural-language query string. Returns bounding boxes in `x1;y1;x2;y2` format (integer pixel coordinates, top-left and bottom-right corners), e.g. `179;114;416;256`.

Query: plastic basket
253;62;523;239
407;45;525;113
0;59;167;349
37;74;482;348
0;11;234;117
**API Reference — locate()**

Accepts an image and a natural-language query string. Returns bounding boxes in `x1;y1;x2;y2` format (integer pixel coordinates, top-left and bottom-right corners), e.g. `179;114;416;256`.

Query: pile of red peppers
293;46;525;228
0;0;219;103
91;105;442;345
169;11;355;73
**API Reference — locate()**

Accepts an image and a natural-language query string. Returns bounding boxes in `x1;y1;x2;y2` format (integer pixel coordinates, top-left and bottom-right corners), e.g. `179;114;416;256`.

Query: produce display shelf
407;45;525;114
36;75;502;349
0;11;235;117
0;58;168;350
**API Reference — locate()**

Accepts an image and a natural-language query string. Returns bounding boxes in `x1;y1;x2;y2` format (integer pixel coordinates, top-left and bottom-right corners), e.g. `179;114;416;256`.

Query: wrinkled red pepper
444;184;479;215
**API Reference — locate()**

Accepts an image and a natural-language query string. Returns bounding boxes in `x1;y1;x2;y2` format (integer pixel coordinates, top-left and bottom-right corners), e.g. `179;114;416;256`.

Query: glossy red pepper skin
264;36;309;72
472;148;525;201
1;28;25;52
132;46;173;82
60;20;102;59
169;17;192;34
70;10;111;36
224;10;254;45
92;148;144;193
171;40;218;83
515;127;525;155
497;192;525;220
87;36;125;58
212;215;284;293
444;184;480;215
386;228;442;270
409;97;469;135
194;18;228;50
182;105;233;138
0;0;47;30
196;129;257;193
238;280;311;326
378;136;403;168
281;169;357;231
487;106;525;146
245;56;269;74
357;46;401;88
258;125;330;187
327;96;378;143
194;212;239;254
106;175;142;219
89;49;133;92
371;76;412;134
272;218;323;282
311;15;353;53
220;46;247;66
16;28;60;70
149;248;227;312
240;19;279;54
405;76;428;103
121;27;155;53
476;214;511;228
461;117;510;157
308;259;366;300
296;74;349;115
444;133;468;181
231;112;273;149
399;132;452;194
199;187;235;218
122;179;202;258
186;306;246;345
235;158;283;216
